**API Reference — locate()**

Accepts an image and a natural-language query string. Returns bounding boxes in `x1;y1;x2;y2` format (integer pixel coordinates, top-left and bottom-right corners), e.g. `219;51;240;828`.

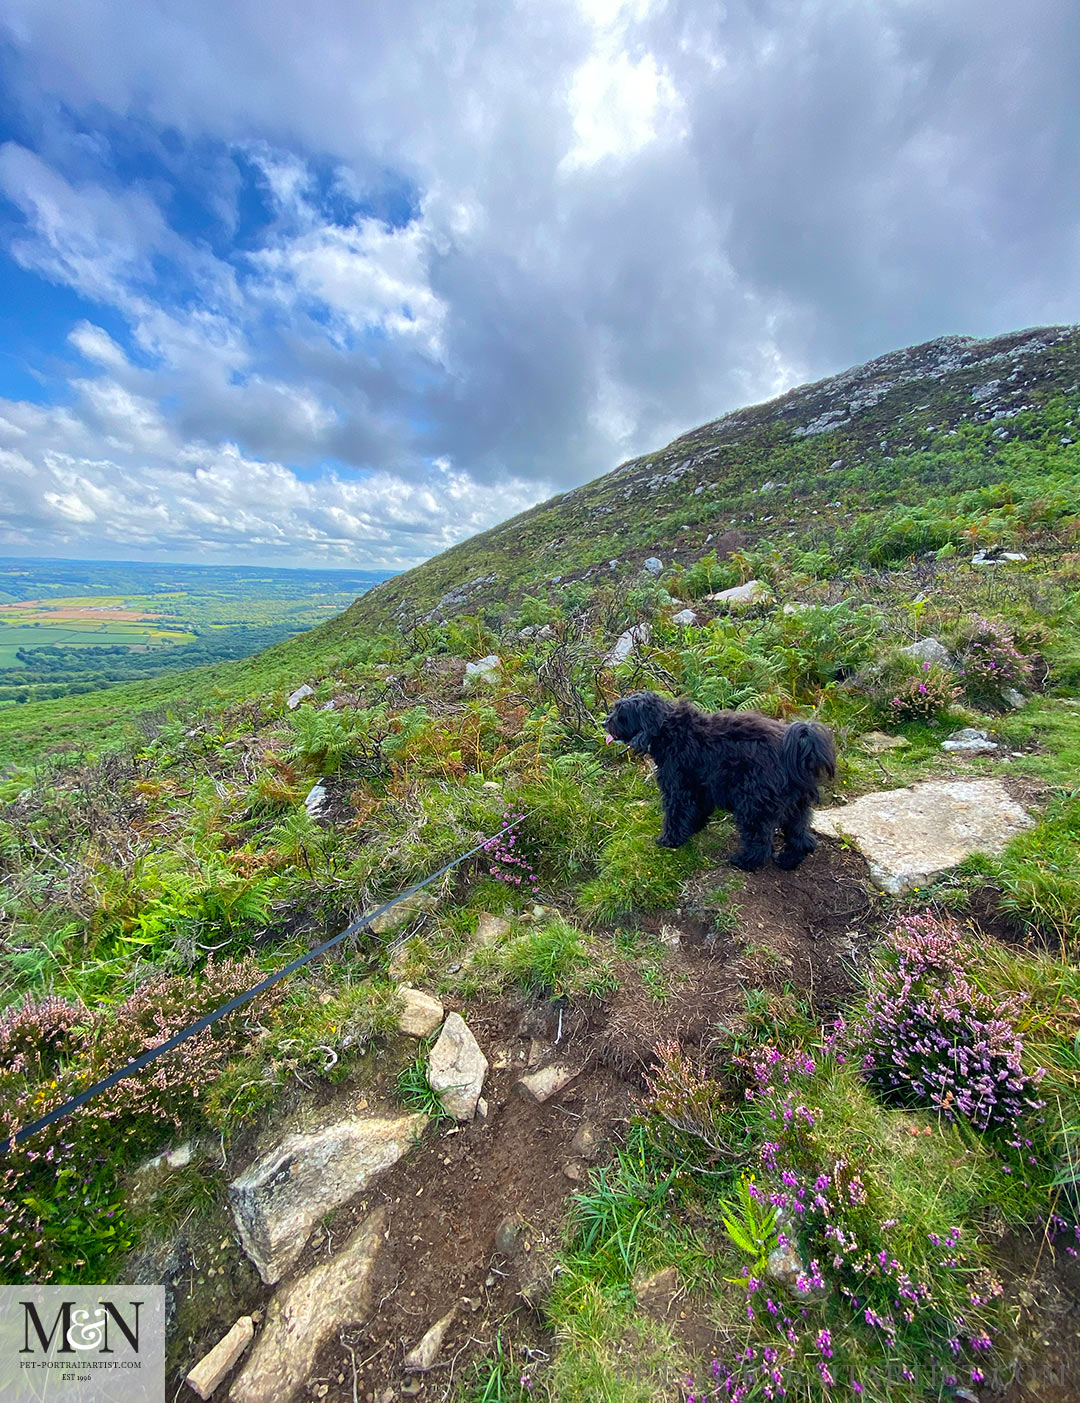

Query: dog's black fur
604;691;836;871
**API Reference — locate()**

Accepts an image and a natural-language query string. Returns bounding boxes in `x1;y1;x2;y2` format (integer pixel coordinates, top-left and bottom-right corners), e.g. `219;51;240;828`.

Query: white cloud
0;0;1077;567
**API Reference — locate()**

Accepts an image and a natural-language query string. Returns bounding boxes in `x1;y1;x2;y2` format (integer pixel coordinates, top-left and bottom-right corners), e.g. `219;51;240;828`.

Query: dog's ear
625;691;669;754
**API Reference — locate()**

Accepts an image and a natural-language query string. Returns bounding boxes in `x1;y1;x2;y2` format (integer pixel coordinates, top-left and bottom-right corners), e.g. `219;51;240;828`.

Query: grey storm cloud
0;0;1078;565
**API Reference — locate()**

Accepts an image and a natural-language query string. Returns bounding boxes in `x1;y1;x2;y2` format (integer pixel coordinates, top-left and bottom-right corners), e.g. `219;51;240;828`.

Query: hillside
3;324;1080;1403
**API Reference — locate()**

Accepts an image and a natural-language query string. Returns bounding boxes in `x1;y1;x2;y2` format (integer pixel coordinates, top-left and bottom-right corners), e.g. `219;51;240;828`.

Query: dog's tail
781;720;836;799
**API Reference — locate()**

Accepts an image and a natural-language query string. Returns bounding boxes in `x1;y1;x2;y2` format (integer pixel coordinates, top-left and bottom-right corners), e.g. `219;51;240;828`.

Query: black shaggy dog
604;691;835;871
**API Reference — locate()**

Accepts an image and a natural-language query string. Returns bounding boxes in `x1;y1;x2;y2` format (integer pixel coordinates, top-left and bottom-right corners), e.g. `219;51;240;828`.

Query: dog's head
604;691;671;753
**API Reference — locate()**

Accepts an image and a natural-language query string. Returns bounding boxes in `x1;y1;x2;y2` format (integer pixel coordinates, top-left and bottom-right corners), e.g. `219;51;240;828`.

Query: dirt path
167;840;881;1401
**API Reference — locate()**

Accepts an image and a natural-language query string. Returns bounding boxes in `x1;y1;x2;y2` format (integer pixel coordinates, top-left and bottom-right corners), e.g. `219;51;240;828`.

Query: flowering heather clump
850;912;1045;1133
0;960;283;1283
887;662;960;723
482;806;539;889
681;1039;1007;1401
956;616;1033;702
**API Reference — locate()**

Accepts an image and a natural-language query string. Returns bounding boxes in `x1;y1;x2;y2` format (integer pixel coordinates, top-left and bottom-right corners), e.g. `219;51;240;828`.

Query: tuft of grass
395;1054;451;1124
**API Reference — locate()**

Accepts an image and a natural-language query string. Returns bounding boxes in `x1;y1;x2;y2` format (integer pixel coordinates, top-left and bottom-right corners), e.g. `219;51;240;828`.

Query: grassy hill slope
3;324;1080;1401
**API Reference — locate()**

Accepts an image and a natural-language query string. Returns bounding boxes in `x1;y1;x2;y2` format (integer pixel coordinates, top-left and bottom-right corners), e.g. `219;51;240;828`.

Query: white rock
286;683;315;710
899;637;953;669
941;727;998;754
813;779;1032;894
464;655;501;687
782;602;808;615
671;608;699;626
397;988;445;1038
229;1114;426;1284
136;1141;193;1177
514;1063;579;1104
1002;687;1027;710
185;1315;254;1399
403;1308;456;1372
642;556;663;575
705;579;770;608
971;549;1027;566
230;1208;386;1403
303;781;328;817
605;622;650;666
428;1013;488;1120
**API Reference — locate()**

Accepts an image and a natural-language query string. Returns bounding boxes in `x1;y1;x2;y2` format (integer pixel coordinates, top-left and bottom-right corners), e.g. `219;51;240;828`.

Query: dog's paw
655;834;680;849
728;851;767;872
774;848;807;871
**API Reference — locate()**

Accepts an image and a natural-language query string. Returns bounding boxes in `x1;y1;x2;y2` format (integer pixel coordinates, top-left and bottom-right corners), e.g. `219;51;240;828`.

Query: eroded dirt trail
168;841;880;1402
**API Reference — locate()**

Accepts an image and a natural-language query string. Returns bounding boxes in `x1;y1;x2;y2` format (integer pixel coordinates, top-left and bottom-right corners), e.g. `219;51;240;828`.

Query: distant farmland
0;558;395;705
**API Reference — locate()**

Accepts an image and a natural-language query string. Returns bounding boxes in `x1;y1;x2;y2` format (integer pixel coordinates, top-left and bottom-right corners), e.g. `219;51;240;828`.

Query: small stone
642;556;663;575
397;988;444;1038
767;1244;827;1299
860;731;910;754
570;1122;600;1159
184;1315;254;1399
633;1266;682;1315
403;1308;456;1372
371;890;439;937
671;608;698;626
286;683;315;710
562;1159;584;1181
476;1096;489;1119
494;1213;524;1256
1002;687;1027;709
514;1064;578;1104
428;1013;488;1120
899;636;953;669
472;912;511;947
971;547;1027;566
941;727;998;754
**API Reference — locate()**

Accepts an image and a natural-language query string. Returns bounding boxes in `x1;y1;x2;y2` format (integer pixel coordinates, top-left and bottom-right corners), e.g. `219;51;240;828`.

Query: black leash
3;812;529;1153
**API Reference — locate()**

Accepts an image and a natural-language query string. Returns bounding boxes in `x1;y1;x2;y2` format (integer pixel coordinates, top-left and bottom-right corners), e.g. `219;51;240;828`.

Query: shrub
849;912;1045;1133
885;662;959;723
955;616;1034;703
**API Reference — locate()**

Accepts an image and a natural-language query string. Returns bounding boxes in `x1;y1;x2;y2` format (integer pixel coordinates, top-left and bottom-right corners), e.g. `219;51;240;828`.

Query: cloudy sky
0;1;1077;568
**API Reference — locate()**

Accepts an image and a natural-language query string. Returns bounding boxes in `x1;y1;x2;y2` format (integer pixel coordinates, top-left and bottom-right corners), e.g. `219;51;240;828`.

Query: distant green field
0;623;193;666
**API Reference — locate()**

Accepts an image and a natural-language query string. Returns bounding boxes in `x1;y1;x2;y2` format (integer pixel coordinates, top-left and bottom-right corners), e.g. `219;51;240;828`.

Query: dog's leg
728;815;773;871
776;797;817;870
656;788;710;848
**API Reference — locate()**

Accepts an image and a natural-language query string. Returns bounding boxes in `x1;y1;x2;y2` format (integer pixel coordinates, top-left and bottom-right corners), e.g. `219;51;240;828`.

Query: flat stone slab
229;1113;425;1284
397;987;445;1038
230;1208;386;1403
813;779;1033;894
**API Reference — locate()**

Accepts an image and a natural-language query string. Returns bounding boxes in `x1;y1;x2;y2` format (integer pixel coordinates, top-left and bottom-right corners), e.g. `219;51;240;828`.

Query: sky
0;1;1078;570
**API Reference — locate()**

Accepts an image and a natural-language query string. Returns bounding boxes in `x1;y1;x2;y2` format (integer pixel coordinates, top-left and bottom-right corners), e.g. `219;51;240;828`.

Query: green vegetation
1;326;1080;1396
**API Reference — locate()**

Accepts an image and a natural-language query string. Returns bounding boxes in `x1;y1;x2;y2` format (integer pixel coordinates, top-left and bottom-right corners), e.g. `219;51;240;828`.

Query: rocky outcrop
229;1114;426;1284
230;1207;387;1403
813;779;1033;894
286;683;315;710
427;1013;488;1120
